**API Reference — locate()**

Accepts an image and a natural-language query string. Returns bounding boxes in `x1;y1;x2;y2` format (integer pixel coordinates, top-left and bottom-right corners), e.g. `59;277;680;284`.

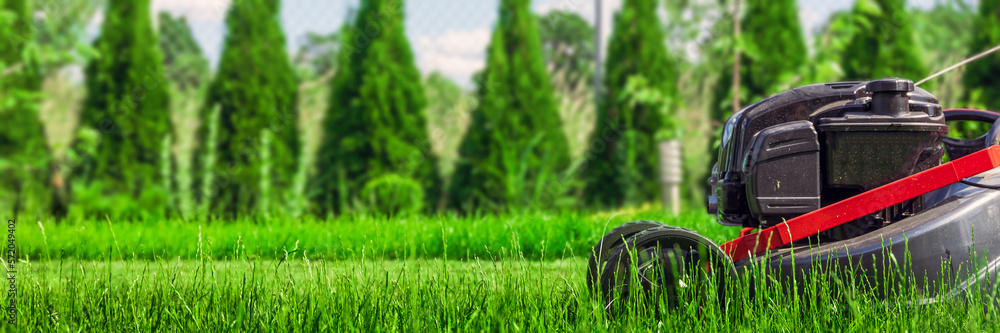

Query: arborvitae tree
964;0;1000;108
0;0;54;220
447;0;570;212
69;0;174;218
158;12;209;91
740;0;807;99
581;0;675;208
312;0;442;215
192;0;300;218
843;0;928;81
714;0;808;118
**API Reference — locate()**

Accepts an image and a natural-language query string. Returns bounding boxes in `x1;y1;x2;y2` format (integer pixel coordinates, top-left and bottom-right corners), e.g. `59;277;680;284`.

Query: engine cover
707;78;949;229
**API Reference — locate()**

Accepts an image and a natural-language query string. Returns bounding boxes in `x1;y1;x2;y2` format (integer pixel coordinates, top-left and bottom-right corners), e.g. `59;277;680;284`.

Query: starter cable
960;179;1000;190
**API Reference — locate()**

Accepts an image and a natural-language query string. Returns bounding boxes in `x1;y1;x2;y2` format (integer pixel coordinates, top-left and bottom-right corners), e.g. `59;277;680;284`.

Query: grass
9;208;1000;332
17;208;732;262
7;251;1000;332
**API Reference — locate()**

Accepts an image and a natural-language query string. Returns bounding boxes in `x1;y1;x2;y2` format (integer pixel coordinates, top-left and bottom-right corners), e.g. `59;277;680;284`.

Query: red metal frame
721;145;1000;263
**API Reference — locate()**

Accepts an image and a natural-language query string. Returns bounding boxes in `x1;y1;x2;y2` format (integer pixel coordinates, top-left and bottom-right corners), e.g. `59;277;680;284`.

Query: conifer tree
70;0;174;218
842;0;928;81
714;0;808;118
447;0;570;212
581;0;676;208
964;0;1000;108
740;0;807;99
192;0;300;218
0;0;54;219
312;0;442;215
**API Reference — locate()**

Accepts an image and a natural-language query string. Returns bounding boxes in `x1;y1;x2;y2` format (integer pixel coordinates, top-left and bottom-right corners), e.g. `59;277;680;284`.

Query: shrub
360;174;424;216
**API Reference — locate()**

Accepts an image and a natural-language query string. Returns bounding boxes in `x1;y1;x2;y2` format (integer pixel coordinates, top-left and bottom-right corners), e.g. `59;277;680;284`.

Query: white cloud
415;28;491;56
419;52;485;85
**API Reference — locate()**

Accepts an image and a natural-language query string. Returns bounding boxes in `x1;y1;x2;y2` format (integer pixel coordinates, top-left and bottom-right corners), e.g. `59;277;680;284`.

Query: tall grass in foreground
7;249;1000;332
9;210;1000;331
17;209;733;261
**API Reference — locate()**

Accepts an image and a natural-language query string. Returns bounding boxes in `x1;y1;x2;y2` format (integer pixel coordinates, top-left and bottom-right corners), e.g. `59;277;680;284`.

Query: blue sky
128;0;954;86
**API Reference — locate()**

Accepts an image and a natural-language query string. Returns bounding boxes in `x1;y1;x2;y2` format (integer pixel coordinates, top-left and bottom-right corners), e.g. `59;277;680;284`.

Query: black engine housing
707;79;949;231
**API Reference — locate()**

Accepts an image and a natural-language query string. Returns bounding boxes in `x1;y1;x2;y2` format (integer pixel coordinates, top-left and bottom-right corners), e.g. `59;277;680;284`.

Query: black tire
599;226;737;314
587;221;664;290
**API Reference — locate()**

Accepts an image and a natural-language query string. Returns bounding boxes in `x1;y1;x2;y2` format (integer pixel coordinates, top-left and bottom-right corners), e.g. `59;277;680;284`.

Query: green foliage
842;0;929;82
809;12;856;83
35;0;99;70
621;76;681;141
582;0;674;208
715;0;808;116
158;12;210;91
0;0;54;220
964;0;1000;109
360;174;424;216
448;0;571;212
536;10;595;89
69;0;174;219
740;0;808;98
192;0;301;219
312;0;442;216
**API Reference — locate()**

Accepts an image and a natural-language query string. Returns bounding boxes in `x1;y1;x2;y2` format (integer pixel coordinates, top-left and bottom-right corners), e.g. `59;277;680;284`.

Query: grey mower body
589;79;1000;309
755;166;1000;301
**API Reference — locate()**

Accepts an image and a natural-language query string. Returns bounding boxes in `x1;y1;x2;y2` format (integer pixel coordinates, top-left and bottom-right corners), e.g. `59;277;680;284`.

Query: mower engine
589;77;1000;313
707;79;949;240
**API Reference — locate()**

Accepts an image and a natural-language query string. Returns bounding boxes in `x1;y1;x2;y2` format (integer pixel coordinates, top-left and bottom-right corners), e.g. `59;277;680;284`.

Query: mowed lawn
16;209;733;261
7;210;1000;332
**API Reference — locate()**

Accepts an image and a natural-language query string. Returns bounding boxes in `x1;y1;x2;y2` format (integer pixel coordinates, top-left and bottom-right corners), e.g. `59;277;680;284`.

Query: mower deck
756;162;1000;300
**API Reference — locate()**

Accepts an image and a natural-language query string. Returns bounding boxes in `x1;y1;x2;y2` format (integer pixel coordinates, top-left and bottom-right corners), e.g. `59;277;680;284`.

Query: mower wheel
598;226;737;314
587;221;664;290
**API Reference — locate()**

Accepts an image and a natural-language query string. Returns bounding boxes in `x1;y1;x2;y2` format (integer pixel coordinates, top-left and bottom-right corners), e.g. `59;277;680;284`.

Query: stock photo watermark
5;219;15;325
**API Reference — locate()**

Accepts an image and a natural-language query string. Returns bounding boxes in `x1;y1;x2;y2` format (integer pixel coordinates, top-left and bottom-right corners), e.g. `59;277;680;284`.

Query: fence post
658;140;681;214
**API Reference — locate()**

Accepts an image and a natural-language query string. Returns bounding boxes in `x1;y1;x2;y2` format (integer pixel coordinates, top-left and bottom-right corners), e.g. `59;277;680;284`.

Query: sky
125;0;954;87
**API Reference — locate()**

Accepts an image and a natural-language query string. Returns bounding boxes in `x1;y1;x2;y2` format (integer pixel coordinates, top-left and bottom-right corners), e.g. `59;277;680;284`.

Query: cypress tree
311;0;442;215
581;0;676;208
740;0;807;99
70;0;174;218
714;0;808;118
192;0;300;218
964;0;1000;108
842;0;928;81
447;0;570;212
0;0;54;219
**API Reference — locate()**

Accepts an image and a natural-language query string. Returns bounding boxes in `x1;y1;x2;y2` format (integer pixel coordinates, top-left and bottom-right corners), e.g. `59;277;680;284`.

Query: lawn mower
588;78;1000;309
